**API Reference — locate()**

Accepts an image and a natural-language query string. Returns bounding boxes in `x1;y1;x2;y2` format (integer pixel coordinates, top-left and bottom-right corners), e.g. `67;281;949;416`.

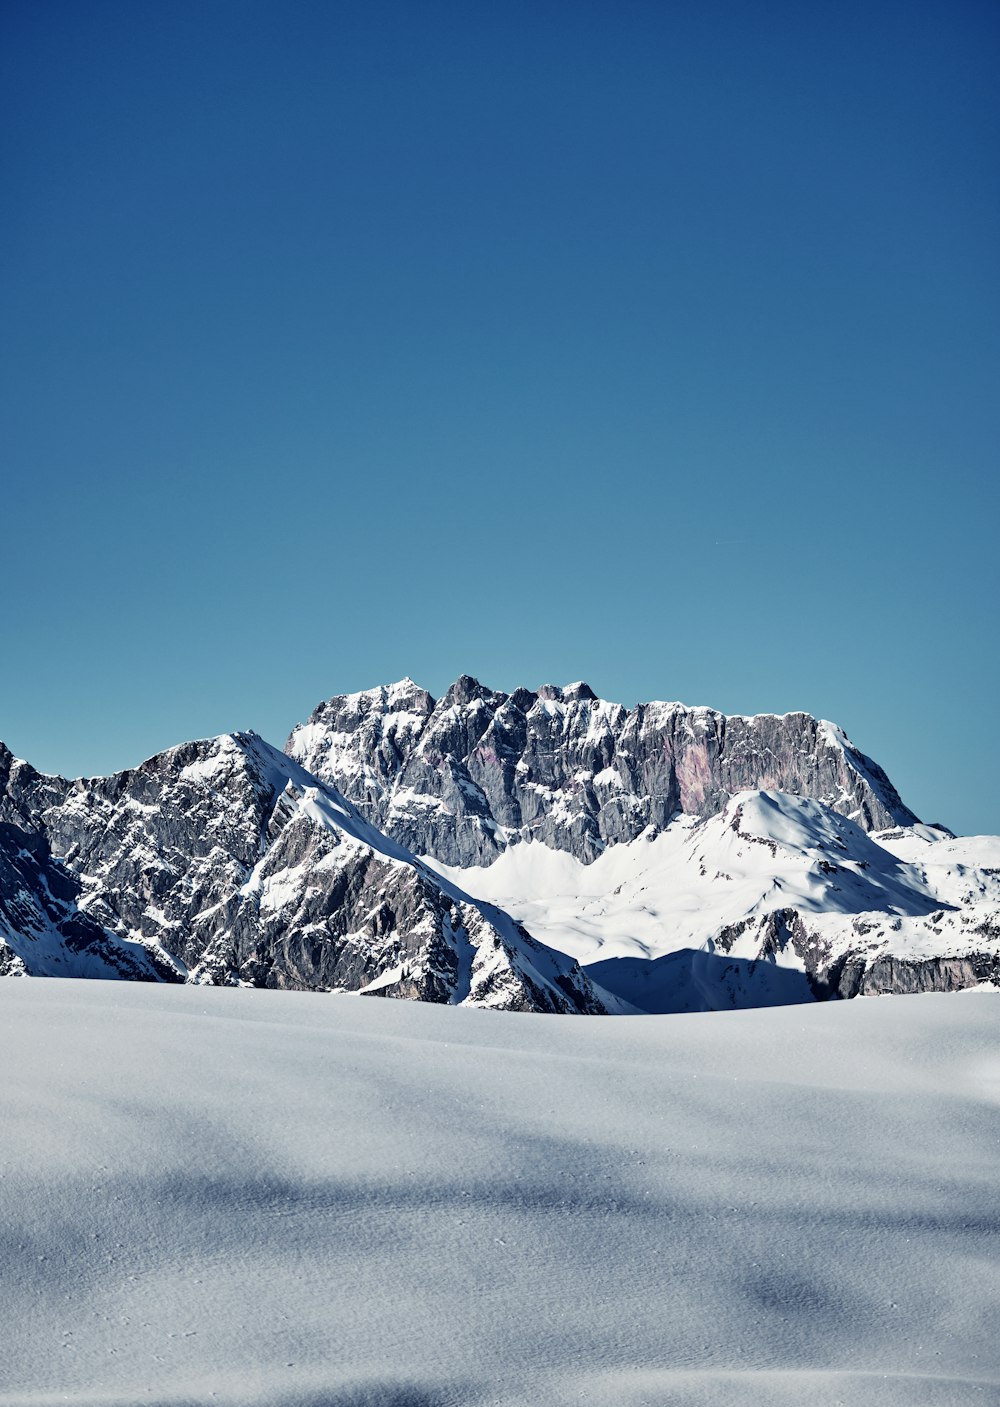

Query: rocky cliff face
0;818;175;981
0;736;616;1013
286;676;918;866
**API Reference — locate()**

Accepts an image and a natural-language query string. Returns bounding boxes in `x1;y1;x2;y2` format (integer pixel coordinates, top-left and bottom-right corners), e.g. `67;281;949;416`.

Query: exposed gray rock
586;903;1000;1011
824;950;1000;999
287;676;919;866
0;736;615;1013
0;817;174;982
716;903;1000;1004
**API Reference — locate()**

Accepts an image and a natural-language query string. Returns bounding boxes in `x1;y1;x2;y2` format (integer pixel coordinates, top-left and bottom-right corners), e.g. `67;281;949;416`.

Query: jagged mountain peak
442;674;494;708
1;687;996;1013
331;676;434;711
0;724;619;1014
287;677;919;867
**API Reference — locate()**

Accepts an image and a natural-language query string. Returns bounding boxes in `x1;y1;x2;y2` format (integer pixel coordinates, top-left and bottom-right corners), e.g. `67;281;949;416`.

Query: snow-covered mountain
0;674;996;1013
0;734;618;1013
429;789;1000;1012
289;677;999;1011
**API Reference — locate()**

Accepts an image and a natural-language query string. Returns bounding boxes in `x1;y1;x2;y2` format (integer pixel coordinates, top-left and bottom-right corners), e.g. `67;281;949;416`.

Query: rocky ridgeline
286;675;918;866
0;736;615;1012
0;677;995;1012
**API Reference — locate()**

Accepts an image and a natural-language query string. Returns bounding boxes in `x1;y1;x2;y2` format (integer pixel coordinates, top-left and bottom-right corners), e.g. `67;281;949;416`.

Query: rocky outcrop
0;817;176;982
287;677;918;865
585;902;1000;1011
0;735;617;1013
707;901;1000;1004
827;951;1000;998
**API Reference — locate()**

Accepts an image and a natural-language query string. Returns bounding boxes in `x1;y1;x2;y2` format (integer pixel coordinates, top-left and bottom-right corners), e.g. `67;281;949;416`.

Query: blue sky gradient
2;0;998;832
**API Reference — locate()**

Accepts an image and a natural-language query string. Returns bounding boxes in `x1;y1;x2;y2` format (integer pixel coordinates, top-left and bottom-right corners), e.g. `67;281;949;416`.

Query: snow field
0;981;997;1406
426;794;1000;1013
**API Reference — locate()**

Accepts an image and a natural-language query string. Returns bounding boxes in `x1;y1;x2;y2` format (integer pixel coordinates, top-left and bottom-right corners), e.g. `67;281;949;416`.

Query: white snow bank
0;980;996;1406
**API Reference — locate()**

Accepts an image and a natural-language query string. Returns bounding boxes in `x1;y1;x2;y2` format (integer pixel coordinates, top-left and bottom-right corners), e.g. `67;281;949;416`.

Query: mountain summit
0;733;618;1012
0;678;995;1012
286;676;918;866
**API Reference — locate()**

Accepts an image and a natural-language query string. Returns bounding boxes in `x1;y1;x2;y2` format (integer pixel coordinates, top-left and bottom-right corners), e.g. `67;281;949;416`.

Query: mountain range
2;676;997;1013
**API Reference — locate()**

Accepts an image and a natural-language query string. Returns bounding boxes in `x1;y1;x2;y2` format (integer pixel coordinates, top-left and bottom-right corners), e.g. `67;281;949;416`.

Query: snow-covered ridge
426;789;1000;1013
2;680;997;1014
0;731;622;1013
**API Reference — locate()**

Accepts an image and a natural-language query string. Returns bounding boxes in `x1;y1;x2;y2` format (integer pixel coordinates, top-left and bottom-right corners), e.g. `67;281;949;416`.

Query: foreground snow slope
1;981;996;1407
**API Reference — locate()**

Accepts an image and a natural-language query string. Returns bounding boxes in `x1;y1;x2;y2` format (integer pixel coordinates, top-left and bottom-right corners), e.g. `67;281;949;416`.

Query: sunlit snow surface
1;980;997;1406
426;793;997;967
426;793;1000;1011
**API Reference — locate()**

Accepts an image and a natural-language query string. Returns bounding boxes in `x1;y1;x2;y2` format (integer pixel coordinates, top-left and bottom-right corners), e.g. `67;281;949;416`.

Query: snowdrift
1;980;997;1406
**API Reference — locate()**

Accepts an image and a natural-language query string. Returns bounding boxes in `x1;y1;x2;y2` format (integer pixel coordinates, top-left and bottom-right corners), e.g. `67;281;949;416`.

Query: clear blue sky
2;0;997;834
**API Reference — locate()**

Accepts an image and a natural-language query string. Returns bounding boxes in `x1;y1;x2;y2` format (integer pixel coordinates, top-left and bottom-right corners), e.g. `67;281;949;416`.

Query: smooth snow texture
876;828;1000;908
426;791;956;964
0;980;997;1407
427;792;1000;982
